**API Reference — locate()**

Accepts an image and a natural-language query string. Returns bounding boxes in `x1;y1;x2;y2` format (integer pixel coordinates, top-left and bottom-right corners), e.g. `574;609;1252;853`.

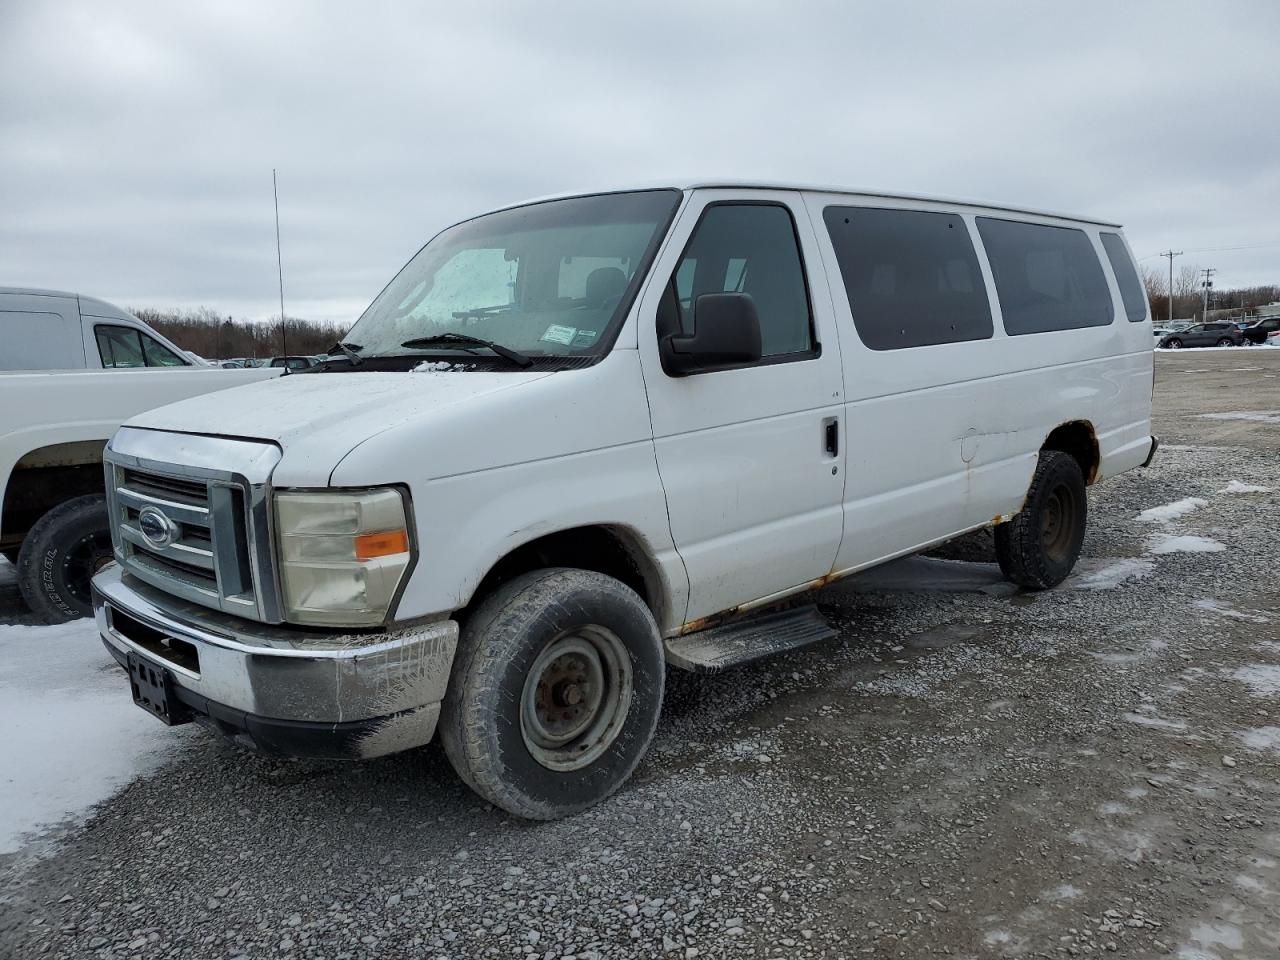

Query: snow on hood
123;369;553;484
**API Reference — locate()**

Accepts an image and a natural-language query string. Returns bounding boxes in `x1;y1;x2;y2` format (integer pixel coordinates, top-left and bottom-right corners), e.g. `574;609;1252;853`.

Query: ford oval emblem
137;506;180;547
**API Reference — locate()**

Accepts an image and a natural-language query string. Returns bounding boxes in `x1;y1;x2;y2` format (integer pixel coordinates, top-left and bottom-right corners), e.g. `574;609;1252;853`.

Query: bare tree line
129;306;348;360
1139;266;1279;323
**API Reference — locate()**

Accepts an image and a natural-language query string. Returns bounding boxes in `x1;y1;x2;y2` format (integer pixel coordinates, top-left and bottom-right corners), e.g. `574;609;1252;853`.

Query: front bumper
93;564;458;759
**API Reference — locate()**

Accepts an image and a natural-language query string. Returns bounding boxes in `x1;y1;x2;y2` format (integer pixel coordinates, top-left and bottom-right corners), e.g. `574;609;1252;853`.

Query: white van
92;182;1156;818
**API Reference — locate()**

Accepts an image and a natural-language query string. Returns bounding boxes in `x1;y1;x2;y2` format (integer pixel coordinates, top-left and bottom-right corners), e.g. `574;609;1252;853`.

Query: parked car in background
268;355;318;370
92;182;1157;818
1242;317;1280;345
1157;322;1242;349
0;288;282;621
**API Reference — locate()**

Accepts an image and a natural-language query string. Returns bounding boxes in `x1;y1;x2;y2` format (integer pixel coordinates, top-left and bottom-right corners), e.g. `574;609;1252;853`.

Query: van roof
506;180;1123;229
0;286;136;321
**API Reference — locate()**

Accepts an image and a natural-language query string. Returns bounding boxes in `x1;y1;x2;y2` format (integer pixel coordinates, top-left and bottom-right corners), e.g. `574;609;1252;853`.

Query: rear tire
1217;337;1233;347
995;451;1087;590
439;568;664;820
16;495;112;623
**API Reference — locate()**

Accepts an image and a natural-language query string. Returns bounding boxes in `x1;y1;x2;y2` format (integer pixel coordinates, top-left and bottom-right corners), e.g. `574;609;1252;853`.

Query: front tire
995;451;1087;590
1165;338;1182;349
440;568;664;819
16;495;112;623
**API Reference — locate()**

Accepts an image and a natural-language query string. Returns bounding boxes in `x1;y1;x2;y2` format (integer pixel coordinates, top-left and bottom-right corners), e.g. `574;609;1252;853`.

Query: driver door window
668;204;815;362
96;325;188;367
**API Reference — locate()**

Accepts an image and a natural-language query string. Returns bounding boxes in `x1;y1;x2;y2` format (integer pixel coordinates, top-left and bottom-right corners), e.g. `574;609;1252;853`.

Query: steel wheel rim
520;626;632;772
1040;484;1077;561
62;531;114;607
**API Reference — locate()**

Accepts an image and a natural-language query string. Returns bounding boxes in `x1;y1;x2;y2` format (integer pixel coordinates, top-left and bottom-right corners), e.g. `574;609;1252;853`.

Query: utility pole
273;169;287;356
1200;267;1216;321
1167;249;1182;325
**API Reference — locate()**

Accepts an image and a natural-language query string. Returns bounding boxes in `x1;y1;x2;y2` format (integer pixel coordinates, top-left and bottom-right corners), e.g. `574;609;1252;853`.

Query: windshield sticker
540;324;578;346
570;329;599;348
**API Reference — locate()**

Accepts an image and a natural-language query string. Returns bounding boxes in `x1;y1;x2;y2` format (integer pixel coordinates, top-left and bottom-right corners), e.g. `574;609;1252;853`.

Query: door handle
823;417;839;456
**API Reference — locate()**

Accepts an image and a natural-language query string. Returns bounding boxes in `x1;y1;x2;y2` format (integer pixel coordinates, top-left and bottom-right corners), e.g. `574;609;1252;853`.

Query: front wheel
16;495;113;623
1165;338;1182;349
995;451;1087;590
439;568;664;819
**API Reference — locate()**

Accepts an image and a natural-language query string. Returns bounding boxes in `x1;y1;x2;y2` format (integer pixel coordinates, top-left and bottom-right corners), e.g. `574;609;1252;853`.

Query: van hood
125;369;554;484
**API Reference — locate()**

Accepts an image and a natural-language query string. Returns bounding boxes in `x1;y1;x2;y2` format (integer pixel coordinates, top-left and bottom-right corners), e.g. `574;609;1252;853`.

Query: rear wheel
440;568;664;819
16;495;113;623
1216;337;1233;347
995;451;1087;590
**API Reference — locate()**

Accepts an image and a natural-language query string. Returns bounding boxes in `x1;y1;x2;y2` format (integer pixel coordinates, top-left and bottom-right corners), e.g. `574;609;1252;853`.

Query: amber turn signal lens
353;529;410;560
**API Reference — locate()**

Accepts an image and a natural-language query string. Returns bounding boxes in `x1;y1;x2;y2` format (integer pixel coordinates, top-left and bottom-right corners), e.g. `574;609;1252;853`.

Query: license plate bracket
127;652;192;726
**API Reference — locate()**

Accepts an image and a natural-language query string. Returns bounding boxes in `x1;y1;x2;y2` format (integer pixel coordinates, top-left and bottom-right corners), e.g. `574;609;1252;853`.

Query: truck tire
17;495;113;623
440;568;664;820
995;451;1087;590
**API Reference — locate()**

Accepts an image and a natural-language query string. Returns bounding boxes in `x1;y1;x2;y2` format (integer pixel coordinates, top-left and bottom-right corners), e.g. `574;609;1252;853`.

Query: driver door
637;191;846;628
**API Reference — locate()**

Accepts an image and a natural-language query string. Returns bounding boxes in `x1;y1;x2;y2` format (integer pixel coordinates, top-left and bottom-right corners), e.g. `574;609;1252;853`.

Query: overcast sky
3;1;1278;326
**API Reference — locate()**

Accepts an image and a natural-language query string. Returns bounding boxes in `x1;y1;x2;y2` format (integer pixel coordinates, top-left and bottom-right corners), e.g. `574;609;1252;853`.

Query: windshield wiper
327;341;364;366
400;333;533;368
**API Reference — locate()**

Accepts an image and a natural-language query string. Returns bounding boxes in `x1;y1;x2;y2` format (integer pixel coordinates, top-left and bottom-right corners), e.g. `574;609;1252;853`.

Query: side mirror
661;292;763;375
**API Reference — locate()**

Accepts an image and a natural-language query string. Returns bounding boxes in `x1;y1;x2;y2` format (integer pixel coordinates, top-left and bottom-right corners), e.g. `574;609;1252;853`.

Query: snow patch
1193;599;1269;623
1198;410;1280;424
1137;497;1206;523
1238;726;1280;753
0;619;186;855
1218;480;1272;494
1064;558;1153;591
0;555;14;587
1229;665;1280;698
1122;711;1187;732
1145;534;1226;555
411;360;472;373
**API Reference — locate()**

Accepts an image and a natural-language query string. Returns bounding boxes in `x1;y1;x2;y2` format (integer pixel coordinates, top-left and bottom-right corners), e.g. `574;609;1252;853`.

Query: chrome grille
104;428;283;623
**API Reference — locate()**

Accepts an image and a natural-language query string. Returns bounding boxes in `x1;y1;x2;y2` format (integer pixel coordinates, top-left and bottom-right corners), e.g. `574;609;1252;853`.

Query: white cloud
2;0;1278;326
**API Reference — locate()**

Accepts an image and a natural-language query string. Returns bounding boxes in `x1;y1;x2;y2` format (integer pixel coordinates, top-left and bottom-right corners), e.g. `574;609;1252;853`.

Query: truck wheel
440;568;664;820
16;495;113;623
995;451;1087;590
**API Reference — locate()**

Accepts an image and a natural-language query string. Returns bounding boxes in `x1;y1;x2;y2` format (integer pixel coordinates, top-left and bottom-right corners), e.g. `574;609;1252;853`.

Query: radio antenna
273;168;287;355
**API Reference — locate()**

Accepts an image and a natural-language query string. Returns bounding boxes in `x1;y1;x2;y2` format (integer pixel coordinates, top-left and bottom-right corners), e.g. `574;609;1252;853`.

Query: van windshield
346;190;681;362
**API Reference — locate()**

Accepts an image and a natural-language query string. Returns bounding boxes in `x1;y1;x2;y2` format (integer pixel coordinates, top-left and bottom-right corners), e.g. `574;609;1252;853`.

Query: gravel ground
2;349;1279;960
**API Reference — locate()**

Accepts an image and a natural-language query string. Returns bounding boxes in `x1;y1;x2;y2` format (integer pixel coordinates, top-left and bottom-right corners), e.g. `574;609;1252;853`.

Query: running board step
664;605;837;673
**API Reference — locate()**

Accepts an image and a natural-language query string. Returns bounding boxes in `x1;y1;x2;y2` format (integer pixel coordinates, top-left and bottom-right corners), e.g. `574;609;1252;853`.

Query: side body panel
0;292;86;370
801;190;1153;577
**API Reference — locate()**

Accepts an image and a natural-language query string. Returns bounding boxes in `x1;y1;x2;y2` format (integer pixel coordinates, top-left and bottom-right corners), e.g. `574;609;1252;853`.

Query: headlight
275;488;413;626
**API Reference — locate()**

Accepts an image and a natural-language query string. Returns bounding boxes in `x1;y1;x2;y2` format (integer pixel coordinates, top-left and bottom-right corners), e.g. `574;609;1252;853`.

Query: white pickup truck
1;288;278;621
92;183;1157;819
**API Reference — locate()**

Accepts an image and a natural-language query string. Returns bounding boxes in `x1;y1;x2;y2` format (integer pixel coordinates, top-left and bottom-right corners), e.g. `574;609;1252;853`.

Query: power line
1139;239;1280;260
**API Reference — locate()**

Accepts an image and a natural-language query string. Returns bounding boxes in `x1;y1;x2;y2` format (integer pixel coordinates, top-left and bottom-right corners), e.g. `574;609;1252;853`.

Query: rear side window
823;207;993;350
672;204;814;358
1100;232;1147;322
977;218;1114;334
